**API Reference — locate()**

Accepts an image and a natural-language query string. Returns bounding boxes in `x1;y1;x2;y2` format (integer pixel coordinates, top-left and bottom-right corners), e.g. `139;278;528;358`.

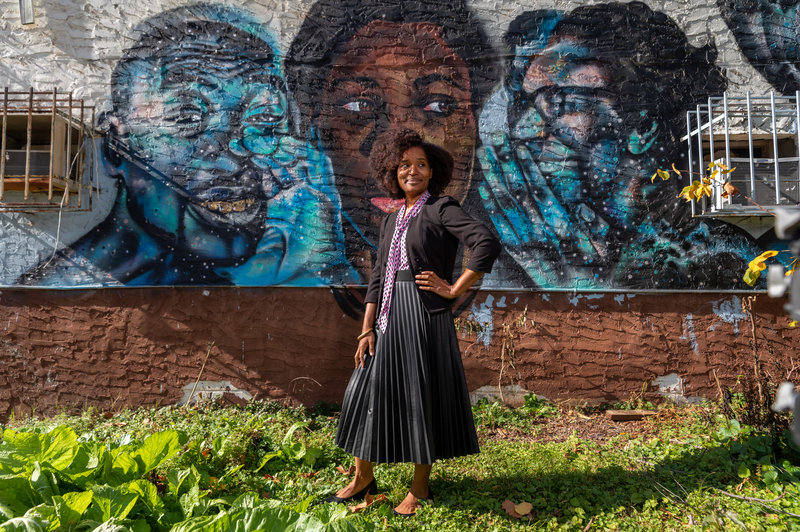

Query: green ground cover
1;396;798;531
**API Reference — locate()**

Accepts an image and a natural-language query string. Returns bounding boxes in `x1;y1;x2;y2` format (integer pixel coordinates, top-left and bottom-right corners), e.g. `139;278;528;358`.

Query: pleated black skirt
335;270;479;464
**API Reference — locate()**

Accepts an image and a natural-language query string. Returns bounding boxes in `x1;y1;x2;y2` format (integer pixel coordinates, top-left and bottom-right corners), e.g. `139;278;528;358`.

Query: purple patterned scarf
376;190;431;332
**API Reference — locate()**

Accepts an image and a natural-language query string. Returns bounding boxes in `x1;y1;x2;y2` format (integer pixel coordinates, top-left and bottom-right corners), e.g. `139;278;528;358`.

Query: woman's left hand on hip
415;270;456;299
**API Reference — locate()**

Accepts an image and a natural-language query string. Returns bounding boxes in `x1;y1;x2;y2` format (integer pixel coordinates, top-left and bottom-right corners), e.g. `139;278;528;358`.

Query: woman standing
328;129;501;516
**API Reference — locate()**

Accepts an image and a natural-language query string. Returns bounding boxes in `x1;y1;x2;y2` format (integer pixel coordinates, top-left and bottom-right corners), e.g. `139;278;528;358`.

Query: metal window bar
0;87;97;212
683;91;800;215
686;110;695;217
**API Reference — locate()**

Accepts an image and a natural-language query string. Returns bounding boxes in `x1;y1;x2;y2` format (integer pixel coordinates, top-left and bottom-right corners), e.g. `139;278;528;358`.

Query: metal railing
0;87;97;212
684;91;800;216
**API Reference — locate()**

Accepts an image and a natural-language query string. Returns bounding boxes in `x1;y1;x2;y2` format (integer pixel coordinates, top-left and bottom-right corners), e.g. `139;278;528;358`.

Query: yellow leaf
743;267;761;286
671;163;682;177
694;183;712;199
747;250;778;271
677;184;695;202
707;161;716;171
790;320;798;328
651;169;671;183
702;177;712;185
755;250;779;261
722;166;736;174
515;502;533;515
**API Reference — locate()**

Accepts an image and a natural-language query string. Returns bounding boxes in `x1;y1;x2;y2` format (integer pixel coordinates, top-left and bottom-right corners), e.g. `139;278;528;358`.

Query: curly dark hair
285;0;498;136
370;129;454;199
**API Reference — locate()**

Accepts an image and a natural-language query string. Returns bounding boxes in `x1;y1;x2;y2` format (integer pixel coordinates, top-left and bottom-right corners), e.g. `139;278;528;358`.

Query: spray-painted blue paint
681;313;699;355
711;296;746;335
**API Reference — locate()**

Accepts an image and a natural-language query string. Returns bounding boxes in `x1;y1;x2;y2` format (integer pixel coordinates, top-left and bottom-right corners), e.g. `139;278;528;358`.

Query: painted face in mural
107;24;290;264
477;3;764;290
318;21;475;252
510;36;638;222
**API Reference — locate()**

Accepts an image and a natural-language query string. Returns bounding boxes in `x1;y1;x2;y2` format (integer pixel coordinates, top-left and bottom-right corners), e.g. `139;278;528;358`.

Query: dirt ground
482;409;681;443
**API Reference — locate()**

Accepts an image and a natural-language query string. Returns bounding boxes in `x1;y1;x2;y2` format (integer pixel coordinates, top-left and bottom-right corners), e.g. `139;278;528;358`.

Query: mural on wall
20;4;357;287
479;3;761;289
718;0;800;94
7;0;789;291
285;0;498;281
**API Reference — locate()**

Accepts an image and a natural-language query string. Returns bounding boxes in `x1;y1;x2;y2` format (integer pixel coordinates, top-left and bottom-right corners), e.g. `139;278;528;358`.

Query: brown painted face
318;21;475;250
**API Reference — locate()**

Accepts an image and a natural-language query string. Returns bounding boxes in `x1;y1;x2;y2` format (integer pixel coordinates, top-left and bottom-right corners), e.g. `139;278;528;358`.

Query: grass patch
1;397;799;530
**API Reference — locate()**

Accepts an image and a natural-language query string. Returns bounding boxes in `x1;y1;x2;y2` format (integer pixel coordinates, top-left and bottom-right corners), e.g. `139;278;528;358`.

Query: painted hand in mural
221;136;356;285
478;131;610;287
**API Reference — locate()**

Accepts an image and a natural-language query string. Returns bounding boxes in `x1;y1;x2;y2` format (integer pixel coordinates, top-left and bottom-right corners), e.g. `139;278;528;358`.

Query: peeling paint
470;294;495;346
651;373;703;404
653;373;683;395
568;293;603;307
496;296;507;308
680;313;699;355
711;296;745;335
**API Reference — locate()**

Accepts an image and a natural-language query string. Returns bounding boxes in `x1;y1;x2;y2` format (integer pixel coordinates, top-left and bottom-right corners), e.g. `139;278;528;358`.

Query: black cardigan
364;195;502;313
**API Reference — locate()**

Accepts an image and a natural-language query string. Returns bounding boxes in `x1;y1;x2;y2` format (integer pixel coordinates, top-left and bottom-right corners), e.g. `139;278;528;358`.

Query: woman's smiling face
397;146;432;202
318;20;475;246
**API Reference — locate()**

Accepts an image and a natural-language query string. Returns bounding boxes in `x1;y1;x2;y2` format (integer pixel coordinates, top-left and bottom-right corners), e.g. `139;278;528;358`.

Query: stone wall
1;287;796;418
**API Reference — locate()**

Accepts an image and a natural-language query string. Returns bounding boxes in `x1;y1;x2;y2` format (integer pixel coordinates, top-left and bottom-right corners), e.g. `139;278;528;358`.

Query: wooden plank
605;409;657;421
2;177;61;193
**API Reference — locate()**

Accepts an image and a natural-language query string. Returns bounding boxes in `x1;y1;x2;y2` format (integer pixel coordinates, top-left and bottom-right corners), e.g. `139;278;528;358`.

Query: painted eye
342;99;376;113
163;95;208;137
424;101;446;113
421;95;457;117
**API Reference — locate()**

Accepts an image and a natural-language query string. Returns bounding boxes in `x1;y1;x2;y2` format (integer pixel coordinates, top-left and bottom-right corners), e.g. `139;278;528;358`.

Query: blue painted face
111;27;290;263
509;37;653;230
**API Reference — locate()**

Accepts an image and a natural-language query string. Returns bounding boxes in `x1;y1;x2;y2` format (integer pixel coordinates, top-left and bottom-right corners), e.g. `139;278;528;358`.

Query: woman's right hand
354;332;375;368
